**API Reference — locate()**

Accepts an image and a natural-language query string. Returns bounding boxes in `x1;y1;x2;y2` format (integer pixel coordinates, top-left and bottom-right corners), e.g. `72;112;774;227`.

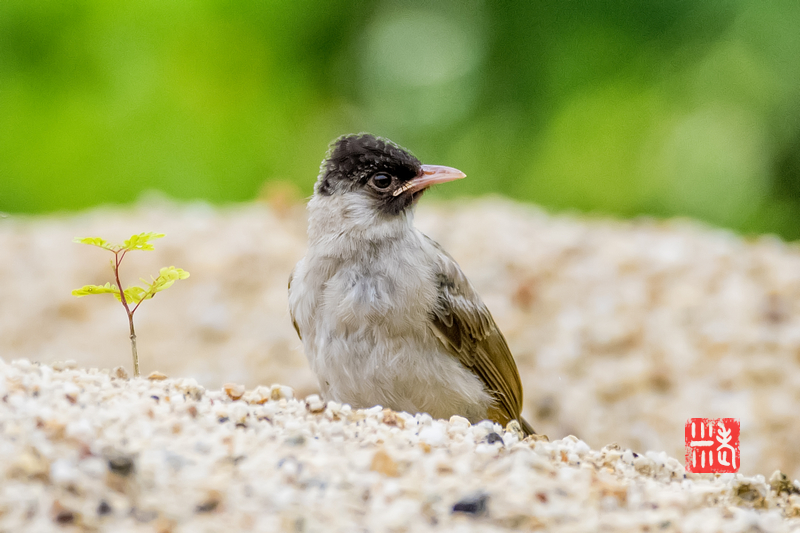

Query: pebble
419;422;447;447
452;493;489;516
370;449;400;477
223;382;245;400
305;394;325;413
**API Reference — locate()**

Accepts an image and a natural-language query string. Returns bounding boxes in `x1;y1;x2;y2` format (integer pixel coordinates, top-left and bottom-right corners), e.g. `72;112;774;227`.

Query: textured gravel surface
2;359;799;532
1;196;800;486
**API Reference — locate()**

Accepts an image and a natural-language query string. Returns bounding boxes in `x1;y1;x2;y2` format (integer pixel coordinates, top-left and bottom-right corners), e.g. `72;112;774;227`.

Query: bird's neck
306;193;417;260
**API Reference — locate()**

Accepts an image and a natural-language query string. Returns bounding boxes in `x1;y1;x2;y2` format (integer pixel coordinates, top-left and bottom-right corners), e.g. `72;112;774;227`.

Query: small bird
288;133;534;435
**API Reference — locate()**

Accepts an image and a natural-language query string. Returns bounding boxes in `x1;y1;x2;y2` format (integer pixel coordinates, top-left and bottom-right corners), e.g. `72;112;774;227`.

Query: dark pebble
97;500;112;515
485;432;504;445
196;500;220;513
452;493;489;516
54;510;75;524
108;455;134;477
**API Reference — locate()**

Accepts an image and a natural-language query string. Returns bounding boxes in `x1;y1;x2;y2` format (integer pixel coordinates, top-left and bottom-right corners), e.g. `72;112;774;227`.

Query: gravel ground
1;195;800;486
1;359;799;532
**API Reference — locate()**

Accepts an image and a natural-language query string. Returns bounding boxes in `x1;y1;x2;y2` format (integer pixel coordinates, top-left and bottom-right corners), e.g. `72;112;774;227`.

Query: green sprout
72;232;189;377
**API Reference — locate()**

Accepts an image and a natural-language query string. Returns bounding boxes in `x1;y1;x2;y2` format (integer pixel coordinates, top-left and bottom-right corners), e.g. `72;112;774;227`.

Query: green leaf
149;266;190;294
136;266;190;297
73;237;116;251
71;282;120;297
122;286;150;305
122;232;165;251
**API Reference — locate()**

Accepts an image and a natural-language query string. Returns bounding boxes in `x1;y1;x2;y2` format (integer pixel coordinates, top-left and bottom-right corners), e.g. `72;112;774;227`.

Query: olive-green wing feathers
424;236;534;435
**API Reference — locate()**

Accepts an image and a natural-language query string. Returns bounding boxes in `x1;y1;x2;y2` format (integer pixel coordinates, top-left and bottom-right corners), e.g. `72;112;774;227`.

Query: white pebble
50;459;78;484
419;422;447;447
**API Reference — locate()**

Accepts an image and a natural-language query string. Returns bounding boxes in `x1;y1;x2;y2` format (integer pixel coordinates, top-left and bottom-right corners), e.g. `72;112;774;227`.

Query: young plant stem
113;250;140;378
128;315;139;378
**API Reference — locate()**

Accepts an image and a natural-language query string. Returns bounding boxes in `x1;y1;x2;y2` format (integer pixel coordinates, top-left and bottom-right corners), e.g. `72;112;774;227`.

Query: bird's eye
371;173;393;190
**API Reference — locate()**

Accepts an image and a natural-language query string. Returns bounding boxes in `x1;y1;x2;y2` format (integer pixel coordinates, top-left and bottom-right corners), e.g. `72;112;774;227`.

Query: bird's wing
288;267;302;341
423;235;532;434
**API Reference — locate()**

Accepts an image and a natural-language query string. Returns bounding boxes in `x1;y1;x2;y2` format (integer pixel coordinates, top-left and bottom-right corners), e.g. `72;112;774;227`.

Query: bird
288;133;534;435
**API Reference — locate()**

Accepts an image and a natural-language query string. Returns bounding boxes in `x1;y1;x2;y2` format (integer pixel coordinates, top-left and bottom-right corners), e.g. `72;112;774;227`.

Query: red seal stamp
685;418;740;473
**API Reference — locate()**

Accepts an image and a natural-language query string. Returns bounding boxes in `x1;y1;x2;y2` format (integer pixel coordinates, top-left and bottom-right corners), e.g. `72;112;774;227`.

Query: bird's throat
307;193;416;257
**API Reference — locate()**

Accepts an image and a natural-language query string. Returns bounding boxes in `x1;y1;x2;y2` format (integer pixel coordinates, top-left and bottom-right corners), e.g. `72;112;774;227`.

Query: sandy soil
1;196;800;483
1;360;799;532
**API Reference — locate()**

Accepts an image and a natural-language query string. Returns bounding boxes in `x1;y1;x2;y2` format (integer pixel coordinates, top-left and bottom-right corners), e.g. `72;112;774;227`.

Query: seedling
72;232;189;377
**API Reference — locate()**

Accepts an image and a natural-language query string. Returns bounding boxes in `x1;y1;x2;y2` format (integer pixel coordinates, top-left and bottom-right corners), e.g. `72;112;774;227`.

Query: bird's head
314;133;466;217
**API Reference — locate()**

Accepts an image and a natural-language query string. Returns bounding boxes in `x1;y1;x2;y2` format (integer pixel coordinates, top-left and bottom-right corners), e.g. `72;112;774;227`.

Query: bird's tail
519;416;536;436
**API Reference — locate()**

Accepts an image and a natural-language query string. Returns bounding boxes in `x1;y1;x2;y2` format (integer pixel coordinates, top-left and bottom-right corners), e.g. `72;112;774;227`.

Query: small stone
731;480;768;508
621;450;635;464
270;384;294;400
63;382;80;403
147;371;168;381
107;453;135;477
505;420;524;440
247;385;271;404
223;382;245;400
284;434;306;446
51;500;77;524
195;490;223;513
574;439;591;456
364;405;383;416
370;449;399;477
112;366;129;379
437;461;455;474
305;394;325;413
41;419;67;441
11;447;50;481
174;378;204;400
452;493;489;516
633;455;654;476
419;423;447;447
449;415;471;432
325;401;343;419
50;458;78;484
382;409;405;428
567;453;580;465
97;500;112;516
484;432;504;445
229;402;249;423
769;470;800;495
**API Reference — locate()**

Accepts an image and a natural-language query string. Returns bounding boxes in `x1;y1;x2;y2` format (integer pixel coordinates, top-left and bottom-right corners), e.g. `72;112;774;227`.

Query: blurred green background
2;0;799;238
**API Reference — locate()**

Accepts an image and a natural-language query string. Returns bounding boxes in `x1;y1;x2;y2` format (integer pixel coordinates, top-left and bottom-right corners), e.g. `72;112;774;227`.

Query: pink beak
392;165;466;196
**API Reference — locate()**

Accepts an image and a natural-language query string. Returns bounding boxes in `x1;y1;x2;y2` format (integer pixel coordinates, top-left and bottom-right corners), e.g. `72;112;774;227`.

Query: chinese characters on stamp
685;418;740;473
